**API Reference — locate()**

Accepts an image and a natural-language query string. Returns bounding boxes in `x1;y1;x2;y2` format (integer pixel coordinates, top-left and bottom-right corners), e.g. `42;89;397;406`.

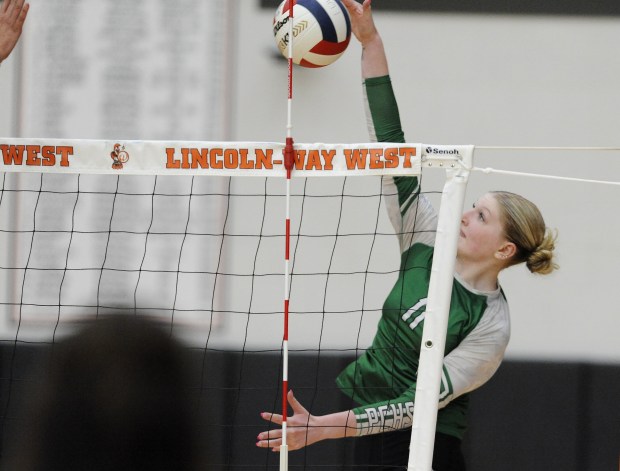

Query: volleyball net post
408;146;473;471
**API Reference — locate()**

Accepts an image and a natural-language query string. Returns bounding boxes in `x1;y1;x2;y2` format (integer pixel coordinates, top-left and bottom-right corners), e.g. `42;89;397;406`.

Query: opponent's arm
0;0;29;63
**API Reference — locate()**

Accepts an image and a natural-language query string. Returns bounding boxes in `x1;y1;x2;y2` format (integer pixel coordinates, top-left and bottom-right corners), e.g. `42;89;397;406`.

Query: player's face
458;193;508;262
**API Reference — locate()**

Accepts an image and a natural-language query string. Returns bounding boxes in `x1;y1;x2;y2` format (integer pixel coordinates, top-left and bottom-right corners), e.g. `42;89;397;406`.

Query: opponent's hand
257;390;325;452
341;0;378;47
0;0;29;62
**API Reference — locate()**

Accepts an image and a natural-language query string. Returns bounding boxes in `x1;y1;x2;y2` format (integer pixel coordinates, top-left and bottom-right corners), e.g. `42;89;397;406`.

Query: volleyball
273;0;351;68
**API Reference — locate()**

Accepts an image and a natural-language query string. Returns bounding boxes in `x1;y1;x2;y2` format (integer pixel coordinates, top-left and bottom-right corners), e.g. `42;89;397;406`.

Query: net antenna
281;1;296;469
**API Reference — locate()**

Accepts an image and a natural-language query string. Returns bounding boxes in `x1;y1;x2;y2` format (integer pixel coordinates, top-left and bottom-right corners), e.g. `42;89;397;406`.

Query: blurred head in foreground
12;315;201;471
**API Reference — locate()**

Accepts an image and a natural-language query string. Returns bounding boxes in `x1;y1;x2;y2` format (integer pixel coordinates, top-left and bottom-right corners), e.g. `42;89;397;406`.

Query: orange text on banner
343;147;417;170
1;144;74;167
165;146;417;171
165;147;275;170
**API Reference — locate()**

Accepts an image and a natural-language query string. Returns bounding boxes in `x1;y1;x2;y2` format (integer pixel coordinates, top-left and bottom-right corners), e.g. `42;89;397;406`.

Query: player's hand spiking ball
341;0;377;46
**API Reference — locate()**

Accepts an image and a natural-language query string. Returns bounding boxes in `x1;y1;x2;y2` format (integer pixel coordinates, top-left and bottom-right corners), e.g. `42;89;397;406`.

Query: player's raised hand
341;0;388;78
0;0;29;62
341;0;377;46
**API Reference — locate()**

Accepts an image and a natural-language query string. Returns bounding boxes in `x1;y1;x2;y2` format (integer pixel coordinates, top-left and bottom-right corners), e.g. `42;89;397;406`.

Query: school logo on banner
110;143;130;170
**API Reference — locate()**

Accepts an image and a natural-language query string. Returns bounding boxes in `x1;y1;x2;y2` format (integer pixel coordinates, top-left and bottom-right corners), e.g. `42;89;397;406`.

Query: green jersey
335;76;510;440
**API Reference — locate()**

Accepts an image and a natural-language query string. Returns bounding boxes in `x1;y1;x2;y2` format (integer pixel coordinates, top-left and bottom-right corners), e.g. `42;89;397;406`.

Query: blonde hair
491;191;558;275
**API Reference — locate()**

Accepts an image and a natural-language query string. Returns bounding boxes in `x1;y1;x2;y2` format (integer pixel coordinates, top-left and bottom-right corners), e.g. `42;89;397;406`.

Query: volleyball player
257;1;558;470
0;0;29;65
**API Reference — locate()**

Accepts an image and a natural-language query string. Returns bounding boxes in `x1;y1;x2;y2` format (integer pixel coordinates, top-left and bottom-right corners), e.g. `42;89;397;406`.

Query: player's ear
495;241;517;262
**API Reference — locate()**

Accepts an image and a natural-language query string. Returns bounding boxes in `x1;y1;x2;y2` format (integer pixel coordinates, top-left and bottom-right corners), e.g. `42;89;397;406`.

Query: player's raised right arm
341;0;388;79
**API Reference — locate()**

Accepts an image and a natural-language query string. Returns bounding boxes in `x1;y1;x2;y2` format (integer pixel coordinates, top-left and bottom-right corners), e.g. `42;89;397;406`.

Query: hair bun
526;229;558;275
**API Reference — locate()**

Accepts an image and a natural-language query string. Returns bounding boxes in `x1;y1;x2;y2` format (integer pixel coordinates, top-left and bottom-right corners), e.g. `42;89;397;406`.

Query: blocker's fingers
1;0;10;15
260;411;283;425
16;2;29;27
9;0;25;23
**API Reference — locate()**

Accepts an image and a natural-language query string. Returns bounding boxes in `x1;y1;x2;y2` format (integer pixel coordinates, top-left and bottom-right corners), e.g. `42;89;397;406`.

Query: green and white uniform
336;76;510;440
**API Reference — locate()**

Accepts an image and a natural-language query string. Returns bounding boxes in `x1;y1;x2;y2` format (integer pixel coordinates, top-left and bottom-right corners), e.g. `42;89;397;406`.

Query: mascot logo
110;143;130;170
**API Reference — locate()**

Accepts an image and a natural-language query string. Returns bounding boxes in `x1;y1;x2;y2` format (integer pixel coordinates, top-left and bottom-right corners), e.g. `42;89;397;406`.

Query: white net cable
473;146;620;186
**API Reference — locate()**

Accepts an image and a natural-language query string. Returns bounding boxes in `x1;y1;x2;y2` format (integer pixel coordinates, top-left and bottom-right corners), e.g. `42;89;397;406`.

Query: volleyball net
0;137;473;469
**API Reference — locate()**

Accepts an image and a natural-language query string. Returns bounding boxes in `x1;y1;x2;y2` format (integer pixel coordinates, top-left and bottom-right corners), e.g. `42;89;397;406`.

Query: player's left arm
439;306;510;407
257;312;510;447
350;308;510;435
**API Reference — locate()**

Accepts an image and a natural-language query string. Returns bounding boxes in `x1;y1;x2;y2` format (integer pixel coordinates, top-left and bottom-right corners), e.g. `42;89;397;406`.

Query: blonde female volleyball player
257;1;558;469
0;0;29;64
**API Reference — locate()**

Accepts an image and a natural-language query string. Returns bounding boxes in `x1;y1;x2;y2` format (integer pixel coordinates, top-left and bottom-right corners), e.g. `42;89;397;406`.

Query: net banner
0;139;424;177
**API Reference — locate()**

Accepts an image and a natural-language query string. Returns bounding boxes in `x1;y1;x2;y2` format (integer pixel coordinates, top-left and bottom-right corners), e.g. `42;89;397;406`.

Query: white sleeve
382;176;437;254
438;297;511;408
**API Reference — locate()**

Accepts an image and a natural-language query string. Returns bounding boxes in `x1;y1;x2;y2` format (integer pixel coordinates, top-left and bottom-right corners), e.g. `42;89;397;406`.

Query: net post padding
409;145;474;471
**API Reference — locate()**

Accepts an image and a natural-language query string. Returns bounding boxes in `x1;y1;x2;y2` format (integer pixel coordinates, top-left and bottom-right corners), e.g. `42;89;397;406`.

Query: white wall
0;47;18;135
1;1;619;363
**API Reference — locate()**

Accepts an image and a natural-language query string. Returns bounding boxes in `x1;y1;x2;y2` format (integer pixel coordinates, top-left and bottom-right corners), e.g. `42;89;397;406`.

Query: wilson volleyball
273;0;351;68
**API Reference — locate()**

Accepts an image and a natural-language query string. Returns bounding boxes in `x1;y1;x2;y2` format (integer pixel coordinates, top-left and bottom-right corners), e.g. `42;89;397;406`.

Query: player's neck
455;258;500;292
